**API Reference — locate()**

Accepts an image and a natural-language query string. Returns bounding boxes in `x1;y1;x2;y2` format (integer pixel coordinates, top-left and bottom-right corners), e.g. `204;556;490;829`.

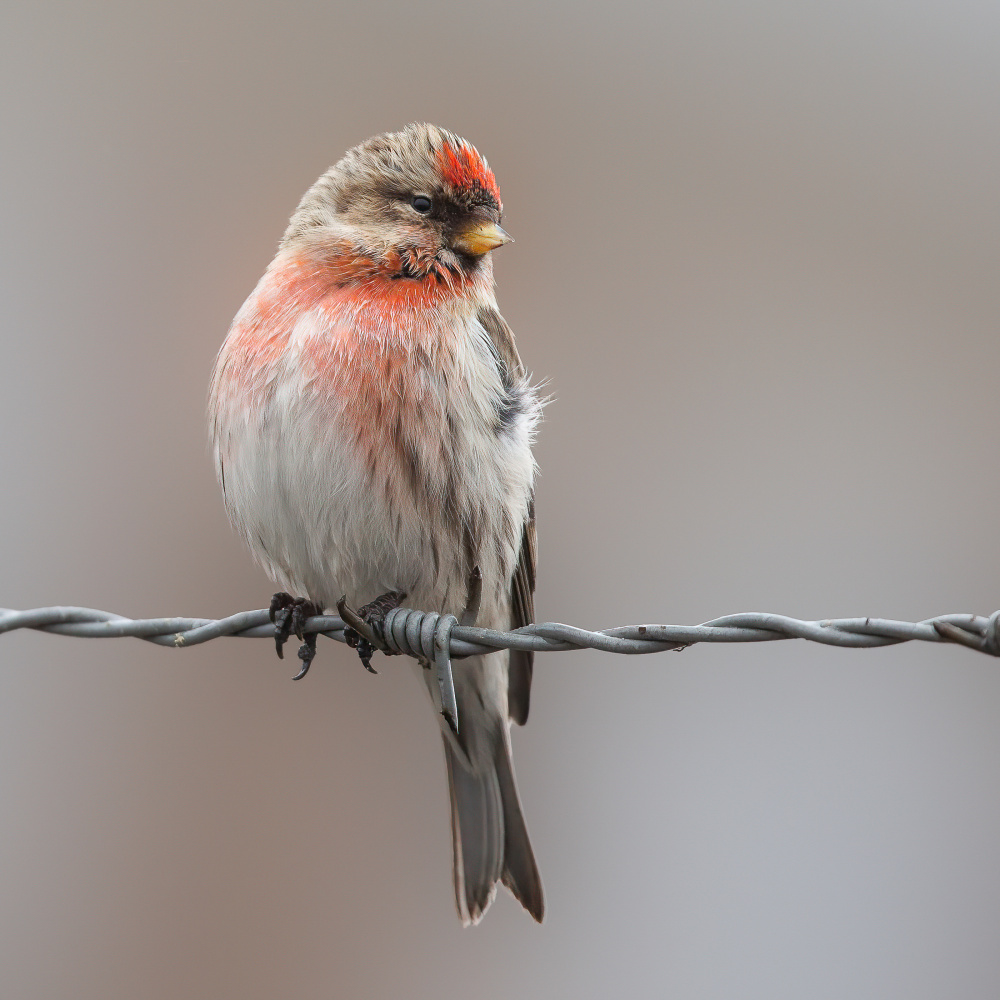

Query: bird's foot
338;591;407;674
269;592;323;680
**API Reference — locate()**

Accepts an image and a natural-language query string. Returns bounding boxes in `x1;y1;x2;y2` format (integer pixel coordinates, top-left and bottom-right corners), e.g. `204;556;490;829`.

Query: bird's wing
477;305;536;726
507;504;536;725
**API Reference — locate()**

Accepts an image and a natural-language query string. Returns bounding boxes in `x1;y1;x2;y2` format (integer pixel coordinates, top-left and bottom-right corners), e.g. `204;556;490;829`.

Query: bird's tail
442;731;544;925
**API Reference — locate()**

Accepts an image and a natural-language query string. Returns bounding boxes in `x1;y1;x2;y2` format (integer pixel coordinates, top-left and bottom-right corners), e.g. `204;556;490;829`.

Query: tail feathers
494;735;545;922
443;736;504;924
442;735;544;925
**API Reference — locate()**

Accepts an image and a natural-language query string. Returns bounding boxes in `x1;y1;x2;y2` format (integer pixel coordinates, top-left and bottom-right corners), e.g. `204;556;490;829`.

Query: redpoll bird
209;124;543;924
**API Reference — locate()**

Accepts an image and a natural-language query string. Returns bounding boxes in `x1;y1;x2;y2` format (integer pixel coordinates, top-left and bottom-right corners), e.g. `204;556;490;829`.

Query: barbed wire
2;604;998;658
5;603;996;732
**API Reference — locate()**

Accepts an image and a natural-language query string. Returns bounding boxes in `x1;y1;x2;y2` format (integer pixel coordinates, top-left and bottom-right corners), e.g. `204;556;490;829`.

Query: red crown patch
437;140;501;210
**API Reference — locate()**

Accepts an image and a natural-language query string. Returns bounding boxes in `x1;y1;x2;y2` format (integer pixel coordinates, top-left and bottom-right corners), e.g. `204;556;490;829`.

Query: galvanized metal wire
2;605;999;658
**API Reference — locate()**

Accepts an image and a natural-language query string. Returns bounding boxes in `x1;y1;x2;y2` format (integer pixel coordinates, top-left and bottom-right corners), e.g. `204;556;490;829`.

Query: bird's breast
210;255;536;617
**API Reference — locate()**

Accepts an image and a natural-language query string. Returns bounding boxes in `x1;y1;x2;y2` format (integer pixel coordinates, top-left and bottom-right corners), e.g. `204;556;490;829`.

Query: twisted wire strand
2;606;999;658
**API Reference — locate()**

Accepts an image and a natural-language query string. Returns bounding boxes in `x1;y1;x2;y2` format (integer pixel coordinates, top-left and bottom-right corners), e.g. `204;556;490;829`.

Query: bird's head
282;123;511;284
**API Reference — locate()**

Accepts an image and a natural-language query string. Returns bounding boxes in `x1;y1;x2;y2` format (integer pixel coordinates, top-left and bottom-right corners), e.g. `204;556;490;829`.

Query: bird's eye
411;195;433;214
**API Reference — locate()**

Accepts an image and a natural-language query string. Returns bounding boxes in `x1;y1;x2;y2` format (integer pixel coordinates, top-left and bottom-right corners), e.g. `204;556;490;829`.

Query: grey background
2;1;999;997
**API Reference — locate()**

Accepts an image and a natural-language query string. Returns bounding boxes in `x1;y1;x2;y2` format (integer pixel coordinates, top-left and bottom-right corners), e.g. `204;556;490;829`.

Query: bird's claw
338;591;407;674
292;635;318;680
270;592;321;679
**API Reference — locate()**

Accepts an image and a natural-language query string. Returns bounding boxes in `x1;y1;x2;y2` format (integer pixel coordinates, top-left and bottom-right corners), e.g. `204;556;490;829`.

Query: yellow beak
451;222;513;256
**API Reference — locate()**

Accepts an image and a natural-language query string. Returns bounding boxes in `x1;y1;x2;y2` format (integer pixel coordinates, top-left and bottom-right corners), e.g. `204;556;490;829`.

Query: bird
208;123;544;925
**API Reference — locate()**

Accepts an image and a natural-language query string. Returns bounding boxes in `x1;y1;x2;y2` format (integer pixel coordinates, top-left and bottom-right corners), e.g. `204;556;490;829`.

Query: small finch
209;124;543;924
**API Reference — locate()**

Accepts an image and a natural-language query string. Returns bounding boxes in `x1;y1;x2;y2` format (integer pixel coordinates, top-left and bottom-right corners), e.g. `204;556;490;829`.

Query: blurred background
2;1;999;996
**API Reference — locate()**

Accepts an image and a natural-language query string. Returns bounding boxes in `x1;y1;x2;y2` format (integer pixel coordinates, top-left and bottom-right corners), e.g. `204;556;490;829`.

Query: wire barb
1;605;999;660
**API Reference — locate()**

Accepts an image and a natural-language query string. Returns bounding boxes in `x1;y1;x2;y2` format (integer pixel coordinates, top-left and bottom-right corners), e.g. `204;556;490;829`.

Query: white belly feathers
211;300;538;626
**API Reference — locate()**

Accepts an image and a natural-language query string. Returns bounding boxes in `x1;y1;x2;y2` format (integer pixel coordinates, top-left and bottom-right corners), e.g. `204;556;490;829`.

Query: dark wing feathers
507;507;536;725
478;305;536;726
